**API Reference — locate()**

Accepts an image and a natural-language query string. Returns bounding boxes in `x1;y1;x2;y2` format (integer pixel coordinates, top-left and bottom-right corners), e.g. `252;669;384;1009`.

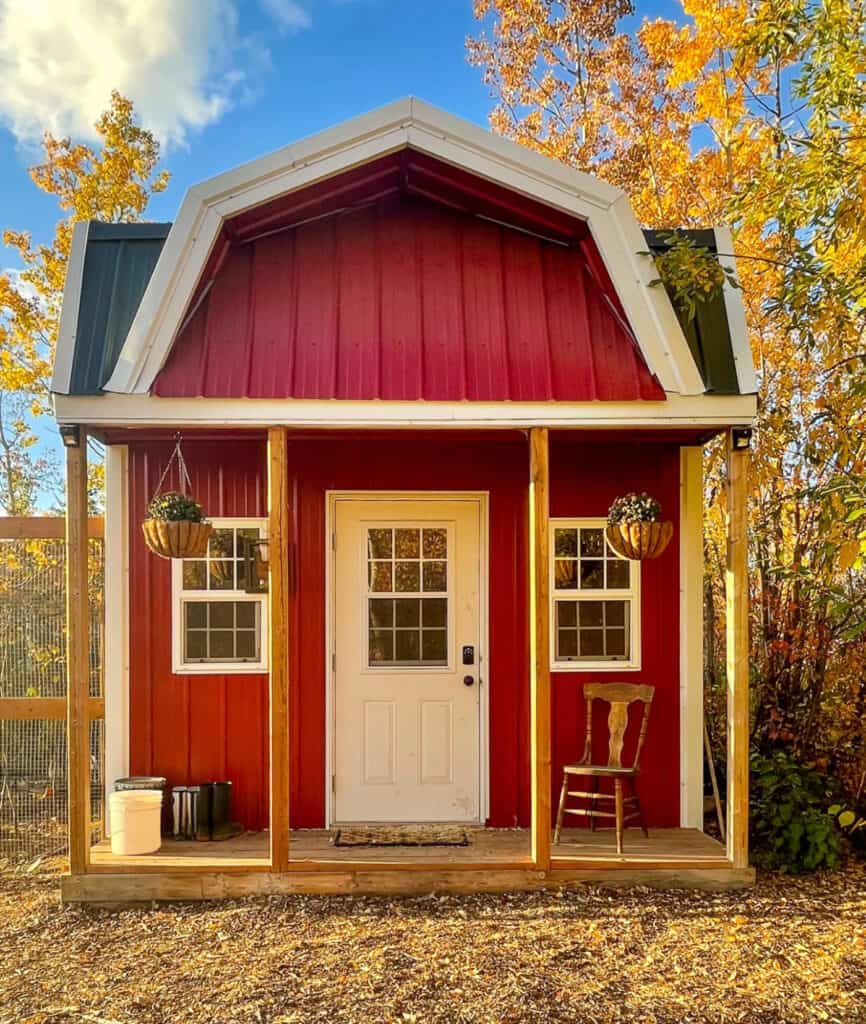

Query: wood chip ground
2;862;864;1023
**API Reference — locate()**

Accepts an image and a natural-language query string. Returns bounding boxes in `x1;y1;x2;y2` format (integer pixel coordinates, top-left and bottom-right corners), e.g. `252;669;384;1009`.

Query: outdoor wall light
732;428;753;450
59;424;81;448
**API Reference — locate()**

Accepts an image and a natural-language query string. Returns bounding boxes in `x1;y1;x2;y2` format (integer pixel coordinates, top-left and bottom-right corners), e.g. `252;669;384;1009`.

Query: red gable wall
153;194;664;403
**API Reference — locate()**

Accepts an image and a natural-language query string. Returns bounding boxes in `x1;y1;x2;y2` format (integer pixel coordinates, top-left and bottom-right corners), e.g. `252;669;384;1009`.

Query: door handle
463;675;475;687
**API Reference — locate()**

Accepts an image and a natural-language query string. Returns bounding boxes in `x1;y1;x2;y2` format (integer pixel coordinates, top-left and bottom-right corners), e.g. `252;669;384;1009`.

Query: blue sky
0;0;679;503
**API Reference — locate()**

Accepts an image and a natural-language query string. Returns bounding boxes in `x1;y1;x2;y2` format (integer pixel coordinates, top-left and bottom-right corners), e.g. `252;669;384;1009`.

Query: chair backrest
581;683;655;770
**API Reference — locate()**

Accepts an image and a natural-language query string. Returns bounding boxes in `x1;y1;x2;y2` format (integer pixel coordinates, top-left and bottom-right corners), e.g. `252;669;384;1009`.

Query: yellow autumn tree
0;90;169;513
470;0;866;802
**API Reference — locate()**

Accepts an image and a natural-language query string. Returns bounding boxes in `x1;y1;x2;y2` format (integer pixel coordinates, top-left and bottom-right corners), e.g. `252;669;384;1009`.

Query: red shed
53;99;757;902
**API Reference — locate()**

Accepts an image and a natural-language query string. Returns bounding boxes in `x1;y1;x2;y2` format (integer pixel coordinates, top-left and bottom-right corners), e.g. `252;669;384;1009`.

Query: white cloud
0;0;311;149
259;0;312;34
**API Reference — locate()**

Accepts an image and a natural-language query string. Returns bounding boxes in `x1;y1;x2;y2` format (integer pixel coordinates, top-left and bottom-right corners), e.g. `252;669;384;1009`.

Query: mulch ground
2;863;865;1024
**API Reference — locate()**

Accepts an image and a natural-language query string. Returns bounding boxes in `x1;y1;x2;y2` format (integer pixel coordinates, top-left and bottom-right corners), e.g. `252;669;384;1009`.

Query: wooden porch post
529;428;551;870
268;427;290;872
725;429;750;868
66;431;90;874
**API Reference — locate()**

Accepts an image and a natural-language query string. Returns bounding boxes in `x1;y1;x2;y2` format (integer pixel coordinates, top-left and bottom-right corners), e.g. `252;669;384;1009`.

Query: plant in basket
141;436;213;559
605;492;673;560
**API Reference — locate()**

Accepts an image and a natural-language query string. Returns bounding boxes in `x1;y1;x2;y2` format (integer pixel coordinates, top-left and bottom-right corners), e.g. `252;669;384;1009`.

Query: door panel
333;498;481;822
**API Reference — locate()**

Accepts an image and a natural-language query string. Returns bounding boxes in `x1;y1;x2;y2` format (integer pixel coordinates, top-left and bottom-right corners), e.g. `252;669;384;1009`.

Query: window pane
395;562;420;592
579;561;604;589
606;629;627;657
554;529;577;557
209;630;234;660
421;630;447;662
209;560;235;590
209;529;235;559
422;598;447;627
395;630;420;662
556;601;577;627
422;528;447;559
236;630;258;660
182;561;207;590
368;529;392;559
579;629;604;657
186;601;207;629
394;599;419;628
580;528;604;557
555;560;577;590
557;629;578;659
369;599;394;628
369;630;393;663
605;600;627;626
236;602;256;629
210;602;234;629
606;559;630;589
395;528;420;559
578;601;603;627
186;630;207;660
422;561;447;592
369;561;393;592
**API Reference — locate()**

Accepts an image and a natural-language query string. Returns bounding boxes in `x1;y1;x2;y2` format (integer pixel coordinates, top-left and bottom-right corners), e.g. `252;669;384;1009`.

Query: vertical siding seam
242;243;257;397
538;247;556;399
496;226;513;400
456;219;468;401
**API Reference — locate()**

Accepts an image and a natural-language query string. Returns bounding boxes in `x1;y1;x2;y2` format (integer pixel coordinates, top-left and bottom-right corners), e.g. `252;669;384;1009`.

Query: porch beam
725;429;750;868
66;434;91;875
529;427;552;870
268;427;290;872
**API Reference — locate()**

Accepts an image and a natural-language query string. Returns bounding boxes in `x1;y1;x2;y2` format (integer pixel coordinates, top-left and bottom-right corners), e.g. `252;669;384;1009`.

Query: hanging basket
140;434;212;559
605;520;673;560
142;518;212;559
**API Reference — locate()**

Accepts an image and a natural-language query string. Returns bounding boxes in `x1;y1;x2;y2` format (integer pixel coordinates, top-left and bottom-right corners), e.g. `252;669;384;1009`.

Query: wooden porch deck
63;828;752;901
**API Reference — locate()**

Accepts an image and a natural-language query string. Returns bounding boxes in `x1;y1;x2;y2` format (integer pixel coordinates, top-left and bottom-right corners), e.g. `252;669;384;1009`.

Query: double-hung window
171;518;268;674
550;519;640;670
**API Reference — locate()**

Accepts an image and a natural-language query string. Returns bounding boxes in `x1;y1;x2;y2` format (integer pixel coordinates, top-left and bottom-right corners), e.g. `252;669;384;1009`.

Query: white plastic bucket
108;790;163;856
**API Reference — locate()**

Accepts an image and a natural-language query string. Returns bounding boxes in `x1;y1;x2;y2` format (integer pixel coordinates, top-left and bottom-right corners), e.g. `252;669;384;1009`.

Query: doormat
332;826;470;848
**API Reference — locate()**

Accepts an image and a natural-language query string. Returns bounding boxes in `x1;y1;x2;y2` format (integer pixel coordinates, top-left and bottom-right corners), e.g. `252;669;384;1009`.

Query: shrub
750;749;842;872
146;491;205;523
607;492;661;525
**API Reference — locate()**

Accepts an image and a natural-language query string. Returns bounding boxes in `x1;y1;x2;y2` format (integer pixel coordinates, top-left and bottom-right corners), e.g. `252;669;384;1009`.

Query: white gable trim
52;220;90;395
714;226;758;395
103;98;705;398
54;392;757;429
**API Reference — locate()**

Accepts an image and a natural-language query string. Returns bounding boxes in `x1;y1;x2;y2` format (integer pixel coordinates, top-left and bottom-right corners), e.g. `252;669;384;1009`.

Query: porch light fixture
59;424;81;448
731;428;753;450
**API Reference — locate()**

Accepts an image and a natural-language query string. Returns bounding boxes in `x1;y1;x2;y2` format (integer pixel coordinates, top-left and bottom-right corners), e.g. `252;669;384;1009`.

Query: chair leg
632;778;649;839
589;775;599;832
553;775;568;845
614;778;624;855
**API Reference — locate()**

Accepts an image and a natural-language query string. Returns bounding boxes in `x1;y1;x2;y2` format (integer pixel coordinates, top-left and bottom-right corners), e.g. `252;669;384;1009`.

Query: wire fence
0;531;104;870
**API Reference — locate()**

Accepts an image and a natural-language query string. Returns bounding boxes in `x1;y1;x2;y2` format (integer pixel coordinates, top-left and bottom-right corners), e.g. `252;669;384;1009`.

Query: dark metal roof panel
68;222;171;394
642;229;740;395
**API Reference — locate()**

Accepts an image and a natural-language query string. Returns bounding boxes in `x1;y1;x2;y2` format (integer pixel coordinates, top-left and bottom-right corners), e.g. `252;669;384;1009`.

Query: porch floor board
88;827;727;873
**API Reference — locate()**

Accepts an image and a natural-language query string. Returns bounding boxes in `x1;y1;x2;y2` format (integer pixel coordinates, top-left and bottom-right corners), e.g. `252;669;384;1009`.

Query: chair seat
563;763;639;777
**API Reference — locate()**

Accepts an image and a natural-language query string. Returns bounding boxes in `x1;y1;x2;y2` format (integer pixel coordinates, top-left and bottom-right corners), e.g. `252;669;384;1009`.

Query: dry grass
2;864;865;1024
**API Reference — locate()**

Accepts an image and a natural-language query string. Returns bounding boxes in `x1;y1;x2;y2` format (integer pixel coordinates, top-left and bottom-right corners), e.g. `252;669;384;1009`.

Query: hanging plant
141;436;213;559
605;491;673;560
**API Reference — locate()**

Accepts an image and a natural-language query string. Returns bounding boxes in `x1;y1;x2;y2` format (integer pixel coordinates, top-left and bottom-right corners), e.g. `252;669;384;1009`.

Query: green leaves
146;491;206;524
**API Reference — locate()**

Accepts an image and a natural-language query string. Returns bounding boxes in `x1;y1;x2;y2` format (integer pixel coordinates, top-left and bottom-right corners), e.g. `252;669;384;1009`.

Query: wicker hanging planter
141;435;213;560
605;492;673;561
605;520;673;560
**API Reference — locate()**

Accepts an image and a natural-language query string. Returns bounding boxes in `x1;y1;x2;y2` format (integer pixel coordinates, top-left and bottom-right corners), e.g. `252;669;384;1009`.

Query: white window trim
549;517;642;672
171;517;269;675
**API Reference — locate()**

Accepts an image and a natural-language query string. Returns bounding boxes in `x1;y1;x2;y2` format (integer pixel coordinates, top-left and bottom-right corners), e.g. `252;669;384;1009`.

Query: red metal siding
549;437;682;828
127;433;682;832
127;440;270;831
153;195;664;403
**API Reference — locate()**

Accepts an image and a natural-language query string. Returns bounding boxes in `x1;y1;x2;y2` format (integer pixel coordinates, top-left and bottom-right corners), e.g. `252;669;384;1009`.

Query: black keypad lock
462;645;475;666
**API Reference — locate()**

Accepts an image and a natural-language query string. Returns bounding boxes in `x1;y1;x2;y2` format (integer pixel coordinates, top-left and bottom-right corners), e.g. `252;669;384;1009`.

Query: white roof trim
51;220;90;395
713;226;758;395
55;392;757;429
104;97;706;397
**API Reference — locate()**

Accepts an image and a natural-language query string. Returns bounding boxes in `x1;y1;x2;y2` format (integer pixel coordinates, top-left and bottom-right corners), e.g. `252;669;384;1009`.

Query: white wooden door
332;497;481;823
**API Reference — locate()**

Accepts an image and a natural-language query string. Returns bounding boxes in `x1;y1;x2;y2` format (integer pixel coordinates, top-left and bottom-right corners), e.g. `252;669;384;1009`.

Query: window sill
171;663;268;676
552;661;641;673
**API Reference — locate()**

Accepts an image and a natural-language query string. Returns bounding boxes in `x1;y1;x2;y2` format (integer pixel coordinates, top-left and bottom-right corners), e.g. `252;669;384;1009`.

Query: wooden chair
553;683;655;854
